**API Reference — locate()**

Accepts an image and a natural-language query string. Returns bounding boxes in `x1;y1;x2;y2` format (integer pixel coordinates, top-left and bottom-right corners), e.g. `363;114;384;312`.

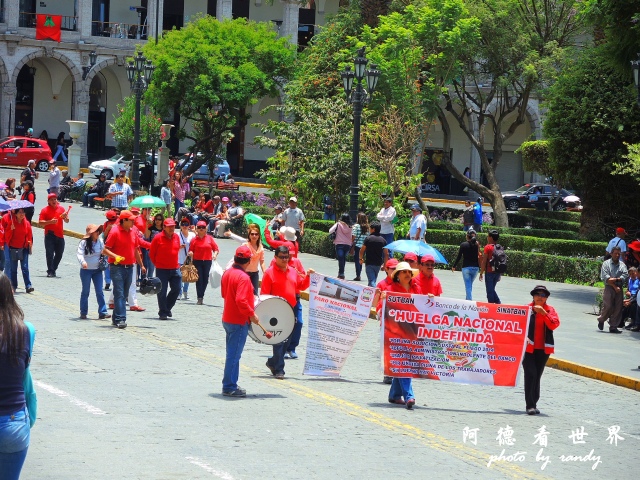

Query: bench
192;180;240;191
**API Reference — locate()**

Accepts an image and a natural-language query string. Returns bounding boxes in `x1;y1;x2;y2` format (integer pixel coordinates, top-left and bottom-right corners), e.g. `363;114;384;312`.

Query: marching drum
248;295;295;345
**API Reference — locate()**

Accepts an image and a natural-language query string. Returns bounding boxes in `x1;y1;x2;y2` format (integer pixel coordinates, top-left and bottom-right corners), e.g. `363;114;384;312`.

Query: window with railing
91;21;147;39
19;12;77;31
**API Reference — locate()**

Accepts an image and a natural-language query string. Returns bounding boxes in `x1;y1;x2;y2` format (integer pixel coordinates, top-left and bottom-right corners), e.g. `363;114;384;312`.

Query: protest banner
303;274;376;376
382;295;530;386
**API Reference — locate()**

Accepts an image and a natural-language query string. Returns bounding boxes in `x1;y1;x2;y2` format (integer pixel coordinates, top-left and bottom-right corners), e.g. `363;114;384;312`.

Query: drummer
221;245;260;398
261;246;314;379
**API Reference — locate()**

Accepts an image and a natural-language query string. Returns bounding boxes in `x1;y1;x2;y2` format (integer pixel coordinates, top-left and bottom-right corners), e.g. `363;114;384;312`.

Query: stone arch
0;56;9;85
525;100;541;139
11;50;82;86
84;57;119;84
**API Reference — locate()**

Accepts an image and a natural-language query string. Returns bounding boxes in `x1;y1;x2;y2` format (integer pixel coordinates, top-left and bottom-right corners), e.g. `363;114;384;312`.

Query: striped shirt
108;182;133;208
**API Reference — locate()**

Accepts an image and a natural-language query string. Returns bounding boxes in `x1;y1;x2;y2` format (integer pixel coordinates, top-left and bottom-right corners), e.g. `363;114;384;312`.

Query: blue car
176;154;230;182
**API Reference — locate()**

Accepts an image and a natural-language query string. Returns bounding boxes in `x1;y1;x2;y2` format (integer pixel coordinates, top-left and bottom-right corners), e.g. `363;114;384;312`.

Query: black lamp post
126;51;155;191
632;53;640;107
82;51;97;80
341;47;380;223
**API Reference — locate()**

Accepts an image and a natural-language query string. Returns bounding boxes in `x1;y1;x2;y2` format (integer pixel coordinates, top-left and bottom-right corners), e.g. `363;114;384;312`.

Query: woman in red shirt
188;221;219;305
523;285;560;415
3;209;34;293
379;261;421;409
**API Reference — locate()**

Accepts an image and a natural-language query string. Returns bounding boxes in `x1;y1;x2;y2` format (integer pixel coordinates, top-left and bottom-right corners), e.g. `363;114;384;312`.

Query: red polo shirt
134;216;151;238
416;273;442;296
221;265;255;325
189;235;219;261
376;276;394;291
104;225;140;265
3;215;32;249
150;232;180;269
39;204;66;238
260;264;310;308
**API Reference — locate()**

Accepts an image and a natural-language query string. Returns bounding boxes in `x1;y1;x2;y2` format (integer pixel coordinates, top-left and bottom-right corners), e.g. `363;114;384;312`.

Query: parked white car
88;154;130;179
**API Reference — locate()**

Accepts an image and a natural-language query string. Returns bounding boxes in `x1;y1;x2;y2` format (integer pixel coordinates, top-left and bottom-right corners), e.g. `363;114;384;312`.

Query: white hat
279;226;297;241
289;196;297;203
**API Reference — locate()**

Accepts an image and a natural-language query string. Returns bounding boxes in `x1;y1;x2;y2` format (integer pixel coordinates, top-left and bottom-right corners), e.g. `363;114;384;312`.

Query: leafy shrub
427;230;603;258
305;219;335;232
427;221;580;240
507;213;580;231
517;208;581;223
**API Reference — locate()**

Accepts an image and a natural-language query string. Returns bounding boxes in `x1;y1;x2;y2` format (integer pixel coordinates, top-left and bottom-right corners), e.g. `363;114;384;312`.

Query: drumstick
60;205;72;219
257;322;274;339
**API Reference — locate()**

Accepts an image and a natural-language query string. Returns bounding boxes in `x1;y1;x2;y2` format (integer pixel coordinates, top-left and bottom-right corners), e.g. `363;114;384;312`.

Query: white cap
289;196;297;203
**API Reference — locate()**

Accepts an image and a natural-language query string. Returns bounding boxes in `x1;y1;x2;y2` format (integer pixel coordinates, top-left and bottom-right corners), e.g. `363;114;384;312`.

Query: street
2;167;639;479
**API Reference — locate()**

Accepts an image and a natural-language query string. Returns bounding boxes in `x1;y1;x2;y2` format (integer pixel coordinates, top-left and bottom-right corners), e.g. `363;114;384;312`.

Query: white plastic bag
209;260;224;289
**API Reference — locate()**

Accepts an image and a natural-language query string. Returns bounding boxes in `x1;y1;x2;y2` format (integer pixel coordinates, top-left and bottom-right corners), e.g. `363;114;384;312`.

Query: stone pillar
147;0;164;43
1;83;17;137
6;0;19;30
73;83;90;167
217;0;233;20
66;120;86;177
78;0;92;37
280;0;300;45
157;124;173;186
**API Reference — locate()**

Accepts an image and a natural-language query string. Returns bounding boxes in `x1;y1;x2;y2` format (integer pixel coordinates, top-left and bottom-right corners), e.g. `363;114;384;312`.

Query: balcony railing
91;21;147;39
19;12;77;31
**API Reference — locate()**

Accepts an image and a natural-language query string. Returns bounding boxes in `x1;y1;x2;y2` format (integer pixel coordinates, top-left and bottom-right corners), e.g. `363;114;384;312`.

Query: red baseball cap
420;255;436;264
196;220;208;228
616;227;627;236
163;218;176;227
130;207;141;215
385;259;399;268
119;210;135;220
47;193;57;199
404;252;418;262
105;210;118;221
235;245;253;259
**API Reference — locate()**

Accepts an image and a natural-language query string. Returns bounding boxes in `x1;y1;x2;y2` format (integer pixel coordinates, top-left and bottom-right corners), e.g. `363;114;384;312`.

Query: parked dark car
501;183;580;211
176;154;230;182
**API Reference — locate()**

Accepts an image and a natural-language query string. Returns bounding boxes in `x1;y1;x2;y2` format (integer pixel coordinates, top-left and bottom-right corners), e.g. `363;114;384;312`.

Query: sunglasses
249;233;260;236
276;255;290;259
196;226;206;230
423;263;435;267
534;292;548;298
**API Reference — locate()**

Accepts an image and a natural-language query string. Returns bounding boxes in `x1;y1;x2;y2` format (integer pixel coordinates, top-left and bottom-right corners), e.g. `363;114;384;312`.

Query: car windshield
514;185;531;193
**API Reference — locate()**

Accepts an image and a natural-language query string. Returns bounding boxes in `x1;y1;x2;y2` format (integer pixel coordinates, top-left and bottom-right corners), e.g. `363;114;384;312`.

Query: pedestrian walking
160;180;172;218
523;285;560;415
452;229;481;300
177;218;196;300
221;245;260;397
358;221;386;287
328;214;352;280
480;230;502;304
101;209;119;291
225;223;266;295
104;210;146;329
408;204;427;241
597;246;628;334
282;196;305;243
188;221;219;305
473;197;484;232
52;132;68;163
351;212;369;281
47;161;62;195
77;224;112;320
0;272;35;477
150;218;181;320
19;181;36;224
462;200;474;231
38;193;69;277
106;173;133;210
2;208;34;293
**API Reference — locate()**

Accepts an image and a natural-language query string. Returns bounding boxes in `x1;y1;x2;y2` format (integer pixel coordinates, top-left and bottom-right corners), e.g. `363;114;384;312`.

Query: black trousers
44;231;65;275
522;349;550;409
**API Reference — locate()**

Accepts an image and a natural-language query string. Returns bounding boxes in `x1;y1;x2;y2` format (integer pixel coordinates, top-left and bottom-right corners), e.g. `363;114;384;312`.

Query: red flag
36;14;62;42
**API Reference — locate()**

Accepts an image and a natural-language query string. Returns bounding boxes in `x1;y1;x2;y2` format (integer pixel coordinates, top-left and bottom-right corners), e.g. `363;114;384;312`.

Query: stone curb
37;223;637;393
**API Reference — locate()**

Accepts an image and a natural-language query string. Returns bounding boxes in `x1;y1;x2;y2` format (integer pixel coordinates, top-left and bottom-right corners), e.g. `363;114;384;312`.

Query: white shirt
178;230;196;264
377;206;397;234
409;213;427;240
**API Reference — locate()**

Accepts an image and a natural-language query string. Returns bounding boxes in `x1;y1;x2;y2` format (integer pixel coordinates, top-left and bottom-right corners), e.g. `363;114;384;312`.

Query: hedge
432;244;601;285
298;229;601;284
426;230;604;258
507;213;581;231
427;221;580;240
517;208;581;223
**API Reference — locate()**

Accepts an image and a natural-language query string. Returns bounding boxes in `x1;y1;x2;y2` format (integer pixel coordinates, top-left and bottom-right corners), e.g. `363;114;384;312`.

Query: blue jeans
155;268;182;317
80;268;107;316
110;264;134;323
381;233;394;257
141;249;155;278
365;264;381;287
389;378;414;402
222;321;249;392
174;199;185;214
6;247;31;290
485;272;501;304
285;299;303;353
335;244;350;277
0;408;30;480
44;232;65;275
52;144;67;162
193;259;212;299
323;212;336;221
83;192;100;207
104;265;111;285
353;246;362;278
461;267;479;301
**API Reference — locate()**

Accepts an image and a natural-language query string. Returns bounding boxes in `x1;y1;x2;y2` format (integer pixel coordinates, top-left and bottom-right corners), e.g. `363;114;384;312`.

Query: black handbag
98;255;108;271
9;247;22;263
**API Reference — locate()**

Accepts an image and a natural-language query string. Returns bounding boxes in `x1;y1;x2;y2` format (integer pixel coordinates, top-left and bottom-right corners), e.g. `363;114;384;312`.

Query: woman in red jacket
523;285;560;415
3;209;34;293
188;221;219;305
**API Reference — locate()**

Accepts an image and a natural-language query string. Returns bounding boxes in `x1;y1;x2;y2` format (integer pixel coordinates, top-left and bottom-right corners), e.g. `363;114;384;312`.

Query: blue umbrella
385;239;448;264
0;197;10;211
7;199;34;210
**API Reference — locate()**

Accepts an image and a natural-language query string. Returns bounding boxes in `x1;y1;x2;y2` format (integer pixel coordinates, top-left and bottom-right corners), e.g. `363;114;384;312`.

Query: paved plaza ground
3;168;639;479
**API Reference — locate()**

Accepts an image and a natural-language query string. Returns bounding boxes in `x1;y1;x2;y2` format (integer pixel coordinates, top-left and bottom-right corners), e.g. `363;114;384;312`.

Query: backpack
490;244;508;274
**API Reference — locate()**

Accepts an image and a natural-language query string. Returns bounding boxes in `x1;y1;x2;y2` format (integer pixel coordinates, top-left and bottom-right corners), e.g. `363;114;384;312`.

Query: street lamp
82;51;97;80
126;51;155;191
341;47;380;223
631;53;640;107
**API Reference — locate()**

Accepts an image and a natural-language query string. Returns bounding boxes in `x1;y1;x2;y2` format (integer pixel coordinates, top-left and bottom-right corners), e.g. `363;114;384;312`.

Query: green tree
438;0;586;227
110;96;162;159
143;16;296;174
544;50;640;235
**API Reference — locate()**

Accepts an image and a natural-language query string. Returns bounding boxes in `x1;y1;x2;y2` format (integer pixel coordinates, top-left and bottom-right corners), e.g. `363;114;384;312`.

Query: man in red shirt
480;229;501;304
221;245;260;397
104;210;146;328
261;246;314;379
39;193;69;277
415;255;443;296
150;218;181;320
